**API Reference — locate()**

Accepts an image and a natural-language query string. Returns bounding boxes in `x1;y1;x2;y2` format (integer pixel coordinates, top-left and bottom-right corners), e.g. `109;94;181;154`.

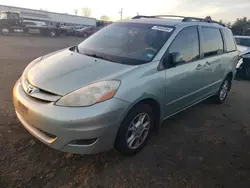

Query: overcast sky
2;0;250;22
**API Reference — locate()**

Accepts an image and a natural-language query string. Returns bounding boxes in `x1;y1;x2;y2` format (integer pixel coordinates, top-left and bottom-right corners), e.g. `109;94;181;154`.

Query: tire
213;76;231;104
115;104;155;156
1;27;10;35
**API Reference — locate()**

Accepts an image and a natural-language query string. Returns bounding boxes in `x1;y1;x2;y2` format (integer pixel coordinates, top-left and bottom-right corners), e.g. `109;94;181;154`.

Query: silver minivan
13;15;238;155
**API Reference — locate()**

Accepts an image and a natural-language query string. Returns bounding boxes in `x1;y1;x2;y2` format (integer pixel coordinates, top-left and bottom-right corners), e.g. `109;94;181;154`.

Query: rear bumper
13;80;130;154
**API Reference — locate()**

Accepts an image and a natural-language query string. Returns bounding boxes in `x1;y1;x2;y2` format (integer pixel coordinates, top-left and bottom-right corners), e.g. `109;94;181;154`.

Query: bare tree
81;8;91;17
100;15;110;21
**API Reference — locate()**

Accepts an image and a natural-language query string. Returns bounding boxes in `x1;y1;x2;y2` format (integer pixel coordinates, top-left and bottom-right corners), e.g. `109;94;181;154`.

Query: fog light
68;138;97;146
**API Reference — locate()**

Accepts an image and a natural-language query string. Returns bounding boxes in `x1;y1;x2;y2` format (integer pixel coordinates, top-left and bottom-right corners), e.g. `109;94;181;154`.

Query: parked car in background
0;11;57;37
13;15;238;156
75;26;101;37
235;35;250;47
235;36;250;79
59;25;76;36
74;26;90;37
236;44;250;79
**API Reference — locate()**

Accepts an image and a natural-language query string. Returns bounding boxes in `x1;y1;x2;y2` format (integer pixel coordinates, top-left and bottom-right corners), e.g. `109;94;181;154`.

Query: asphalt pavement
1;35;250;188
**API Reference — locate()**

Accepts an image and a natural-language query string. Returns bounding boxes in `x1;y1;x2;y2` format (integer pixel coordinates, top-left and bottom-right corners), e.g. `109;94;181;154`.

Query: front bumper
13;80;130;154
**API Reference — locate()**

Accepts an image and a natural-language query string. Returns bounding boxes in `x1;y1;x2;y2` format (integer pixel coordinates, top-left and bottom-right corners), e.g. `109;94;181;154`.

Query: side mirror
162;52;183;69
170;52;183;66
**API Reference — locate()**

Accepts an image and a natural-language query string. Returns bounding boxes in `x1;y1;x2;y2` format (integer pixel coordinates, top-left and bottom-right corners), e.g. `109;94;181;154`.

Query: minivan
13;15;238;155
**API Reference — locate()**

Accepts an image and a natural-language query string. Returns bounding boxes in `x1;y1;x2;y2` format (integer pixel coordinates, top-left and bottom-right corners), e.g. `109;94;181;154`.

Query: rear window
223;29;237;52
202;27;224;58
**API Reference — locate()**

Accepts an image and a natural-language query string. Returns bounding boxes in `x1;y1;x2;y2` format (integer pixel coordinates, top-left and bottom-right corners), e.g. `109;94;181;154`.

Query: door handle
205;62;210;66
203;61;210;68
196;64;202;70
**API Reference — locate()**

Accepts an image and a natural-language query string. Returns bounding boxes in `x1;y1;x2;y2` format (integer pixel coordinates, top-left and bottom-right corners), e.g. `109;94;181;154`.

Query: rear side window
202;27;223;58
169;26;199;64
223;29;237;52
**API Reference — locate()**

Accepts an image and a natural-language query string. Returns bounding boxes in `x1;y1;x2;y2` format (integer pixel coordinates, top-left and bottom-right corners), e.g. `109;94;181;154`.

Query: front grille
21;78;61;102
37;128;57;139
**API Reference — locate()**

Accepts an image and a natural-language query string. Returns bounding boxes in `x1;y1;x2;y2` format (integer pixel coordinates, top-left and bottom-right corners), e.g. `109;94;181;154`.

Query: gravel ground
1;35;250;188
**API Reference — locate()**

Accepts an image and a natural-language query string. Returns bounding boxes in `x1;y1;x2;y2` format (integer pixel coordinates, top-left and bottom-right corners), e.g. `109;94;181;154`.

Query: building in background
0;4;96;27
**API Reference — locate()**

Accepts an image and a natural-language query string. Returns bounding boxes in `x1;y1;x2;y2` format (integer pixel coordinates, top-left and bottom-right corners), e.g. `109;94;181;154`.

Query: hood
237;45;250;56
27;49;137;95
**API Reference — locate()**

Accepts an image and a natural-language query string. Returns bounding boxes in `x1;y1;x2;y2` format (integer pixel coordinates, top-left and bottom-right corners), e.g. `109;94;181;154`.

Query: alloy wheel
219;80;229;101
126;113;150;149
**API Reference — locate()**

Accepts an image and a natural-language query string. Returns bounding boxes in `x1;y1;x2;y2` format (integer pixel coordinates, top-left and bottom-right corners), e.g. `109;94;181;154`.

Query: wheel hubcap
219;80;229;101
126;113;150;149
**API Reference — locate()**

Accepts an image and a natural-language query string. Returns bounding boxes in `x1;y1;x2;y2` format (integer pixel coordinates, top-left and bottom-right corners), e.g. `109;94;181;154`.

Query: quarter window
169;26;200;64
202;27;224;58
223;29;237;52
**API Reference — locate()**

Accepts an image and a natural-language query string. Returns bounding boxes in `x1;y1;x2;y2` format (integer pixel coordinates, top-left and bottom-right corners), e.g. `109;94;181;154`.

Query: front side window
78;23;173;65
168;26;200;64
202;27;224;57
8;13;19;20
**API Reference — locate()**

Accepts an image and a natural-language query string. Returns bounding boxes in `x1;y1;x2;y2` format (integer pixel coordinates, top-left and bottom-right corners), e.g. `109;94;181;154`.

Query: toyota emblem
27;85;36;94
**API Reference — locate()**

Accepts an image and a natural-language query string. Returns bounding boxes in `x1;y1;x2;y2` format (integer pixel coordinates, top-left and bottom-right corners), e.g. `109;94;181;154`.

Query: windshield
235;38;250;47
78;23;174;65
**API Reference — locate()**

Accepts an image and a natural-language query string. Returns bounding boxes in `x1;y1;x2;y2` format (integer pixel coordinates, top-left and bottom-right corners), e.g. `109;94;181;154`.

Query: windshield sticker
151;26;173;32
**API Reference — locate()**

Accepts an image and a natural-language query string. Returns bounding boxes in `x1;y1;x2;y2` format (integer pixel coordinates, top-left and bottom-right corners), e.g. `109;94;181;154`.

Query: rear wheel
115;104;154;156
213;77;231;104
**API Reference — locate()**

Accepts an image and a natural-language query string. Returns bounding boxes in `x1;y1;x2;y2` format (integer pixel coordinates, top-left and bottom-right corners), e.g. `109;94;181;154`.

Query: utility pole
119;8;123;20
74;9;78;15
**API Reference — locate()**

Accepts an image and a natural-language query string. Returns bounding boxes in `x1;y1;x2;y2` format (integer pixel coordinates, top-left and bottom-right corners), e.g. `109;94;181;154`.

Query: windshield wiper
83;53;114;62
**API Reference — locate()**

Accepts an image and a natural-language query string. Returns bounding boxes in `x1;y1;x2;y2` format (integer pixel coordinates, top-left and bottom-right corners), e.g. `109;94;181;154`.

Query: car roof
119;17;227;29
234;35;250;39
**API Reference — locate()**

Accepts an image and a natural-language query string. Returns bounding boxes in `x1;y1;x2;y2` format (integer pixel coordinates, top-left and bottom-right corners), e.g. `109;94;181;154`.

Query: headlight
56;80;120;107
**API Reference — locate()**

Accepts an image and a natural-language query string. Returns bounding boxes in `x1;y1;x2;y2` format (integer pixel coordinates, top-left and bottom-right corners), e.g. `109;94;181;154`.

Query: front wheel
1;27;10;35
213;77;230;104
115;104;154;156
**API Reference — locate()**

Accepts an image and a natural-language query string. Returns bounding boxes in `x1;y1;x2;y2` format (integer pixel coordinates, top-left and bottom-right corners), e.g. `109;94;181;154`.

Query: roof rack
132;15;225;27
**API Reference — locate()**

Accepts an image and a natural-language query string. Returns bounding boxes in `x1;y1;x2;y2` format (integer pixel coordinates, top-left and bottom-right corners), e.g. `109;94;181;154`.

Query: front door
163;26;207;117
